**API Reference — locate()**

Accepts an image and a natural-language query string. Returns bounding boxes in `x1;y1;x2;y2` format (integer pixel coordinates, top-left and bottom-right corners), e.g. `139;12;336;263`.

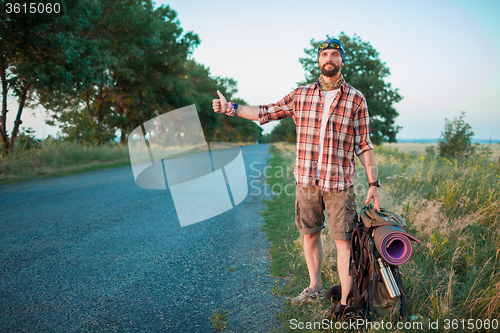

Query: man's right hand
212;90;227;113
212;91;260;121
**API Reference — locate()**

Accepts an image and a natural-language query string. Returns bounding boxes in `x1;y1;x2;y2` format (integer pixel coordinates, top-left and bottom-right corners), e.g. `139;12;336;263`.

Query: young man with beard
212;38;380;307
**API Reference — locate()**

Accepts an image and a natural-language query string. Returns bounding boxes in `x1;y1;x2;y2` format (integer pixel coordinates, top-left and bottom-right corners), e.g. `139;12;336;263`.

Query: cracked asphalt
0;144;283;333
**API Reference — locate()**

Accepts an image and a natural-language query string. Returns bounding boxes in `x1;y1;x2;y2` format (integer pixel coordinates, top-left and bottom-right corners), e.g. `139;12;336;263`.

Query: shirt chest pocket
327;104;354;133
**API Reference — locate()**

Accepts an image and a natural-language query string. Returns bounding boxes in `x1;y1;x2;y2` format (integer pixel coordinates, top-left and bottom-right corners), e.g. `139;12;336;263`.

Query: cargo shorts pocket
295;187;325;235
295;200;319;228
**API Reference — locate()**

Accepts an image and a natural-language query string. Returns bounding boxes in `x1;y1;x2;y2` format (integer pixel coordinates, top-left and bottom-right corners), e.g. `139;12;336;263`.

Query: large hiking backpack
327;204;420;322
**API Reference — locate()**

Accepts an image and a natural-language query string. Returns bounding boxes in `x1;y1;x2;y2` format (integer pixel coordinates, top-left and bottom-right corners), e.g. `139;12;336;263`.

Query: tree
298;32;402;145
38;0;200;145
0;1;49;152
37;1;259;145
3;1;260;147
182;60;225;141
438;111;476;159
1;0;120;150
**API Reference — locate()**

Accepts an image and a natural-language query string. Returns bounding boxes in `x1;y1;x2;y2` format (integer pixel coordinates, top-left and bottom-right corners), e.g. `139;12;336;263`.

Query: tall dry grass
0;140;130;184
262;142;499;332
371;145;500;329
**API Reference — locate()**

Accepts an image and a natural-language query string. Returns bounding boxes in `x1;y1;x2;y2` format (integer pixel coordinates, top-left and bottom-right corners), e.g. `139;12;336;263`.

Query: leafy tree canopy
2;0;262;149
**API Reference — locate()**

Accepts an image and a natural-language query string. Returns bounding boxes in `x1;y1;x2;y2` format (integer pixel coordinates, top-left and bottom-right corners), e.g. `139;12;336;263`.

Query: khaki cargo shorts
295;184;356;240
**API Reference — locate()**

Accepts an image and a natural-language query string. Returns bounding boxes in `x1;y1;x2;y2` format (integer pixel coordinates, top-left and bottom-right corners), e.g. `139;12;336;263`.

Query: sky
7;0;500;141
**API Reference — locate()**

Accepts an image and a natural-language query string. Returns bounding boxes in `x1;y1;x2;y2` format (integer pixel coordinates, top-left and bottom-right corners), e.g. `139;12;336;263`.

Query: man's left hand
365;186;380;212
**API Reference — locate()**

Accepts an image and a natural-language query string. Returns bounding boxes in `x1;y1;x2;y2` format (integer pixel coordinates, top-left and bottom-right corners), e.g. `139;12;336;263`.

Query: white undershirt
317;88;339;180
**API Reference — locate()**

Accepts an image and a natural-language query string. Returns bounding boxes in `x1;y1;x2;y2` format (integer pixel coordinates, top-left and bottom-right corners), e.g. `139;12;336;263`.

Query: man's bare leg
335;239;354;305
303;231;324;291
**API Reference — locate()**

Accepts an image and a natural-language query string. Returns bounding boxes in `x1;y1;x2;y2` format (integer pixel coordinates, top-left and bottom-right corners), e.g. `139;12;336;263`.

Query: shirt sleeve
353;97;374;156
258;90;295;125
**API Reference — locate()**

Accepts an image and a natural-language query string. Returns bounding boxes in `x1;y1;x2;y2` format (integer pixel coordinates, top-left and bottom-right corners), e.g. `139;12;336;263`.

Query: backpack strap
367;234;377;322
349;222;373;307
329;302;365;321
393;266;408;321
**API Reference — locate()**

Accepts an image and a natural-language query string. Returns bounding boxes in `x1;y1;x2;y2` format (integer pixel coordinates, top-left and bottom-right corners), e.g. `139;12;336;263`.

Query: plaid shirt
259;80;374;192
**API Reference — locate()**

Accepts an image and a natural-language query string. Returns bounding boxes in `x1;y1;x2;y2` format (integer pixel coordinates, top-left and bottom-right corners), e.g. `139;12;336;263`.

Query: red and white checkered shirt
259;80;374;192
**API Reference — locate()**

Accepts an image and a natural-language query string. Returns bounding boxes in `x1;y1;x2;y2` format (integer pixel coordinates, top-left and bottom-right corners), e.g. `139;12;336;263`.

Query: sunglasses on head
318;42;343;51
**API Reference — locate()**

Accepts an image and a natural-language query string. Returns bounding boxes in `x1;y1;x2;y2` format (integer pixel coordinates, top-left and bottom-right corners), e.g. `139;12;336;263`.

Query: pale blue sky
10;0;500;140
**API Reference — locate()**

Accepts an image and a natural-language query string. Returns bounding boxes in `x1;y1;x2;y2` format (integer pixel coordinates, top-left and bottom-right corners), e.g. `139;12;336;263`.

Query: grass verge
260;143;500;333
0;140;130;185
210;309;230;332
260;143;336;332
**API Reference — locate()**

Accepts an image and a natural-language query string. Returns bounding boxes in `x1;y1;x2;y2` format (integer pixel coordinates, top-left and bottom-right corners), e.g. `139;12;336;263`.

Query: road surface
0;144;283;333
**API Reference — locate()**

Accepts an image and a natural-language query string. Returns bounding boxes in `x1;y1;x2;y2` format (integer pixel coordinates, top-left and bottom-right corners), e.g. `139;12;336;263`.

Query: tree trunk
0;52;9;151
96;85;106;123
110;93;128;147
8;83;30;152
109;91;126;116
86;90;94;124
120;129;126;147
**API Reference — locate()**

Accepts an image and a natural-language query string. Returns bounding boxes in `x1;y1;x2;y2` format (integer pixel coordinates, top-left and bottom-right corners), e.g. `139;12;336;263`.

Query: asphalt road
0;144;283;333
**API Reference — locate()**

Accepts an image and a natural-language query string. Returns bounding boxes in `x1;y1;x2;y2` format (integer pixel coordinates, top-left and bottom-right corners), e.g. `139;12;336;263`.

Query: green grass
260;144;337;331
210;309;230;332
260;143;500;332
0;140;130;184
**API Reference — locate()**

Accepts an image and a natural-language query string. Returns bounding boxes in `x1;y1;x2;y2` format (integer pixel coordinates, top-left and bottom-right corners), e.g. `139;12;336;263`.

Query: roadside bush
14;127;41;152
425;145;436;158
438;111;477;159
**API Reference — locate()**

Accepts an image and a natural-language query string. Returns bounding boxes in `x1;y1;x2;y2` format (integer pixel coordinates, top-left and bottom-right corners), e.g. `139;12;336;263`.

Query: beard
320;62;341;77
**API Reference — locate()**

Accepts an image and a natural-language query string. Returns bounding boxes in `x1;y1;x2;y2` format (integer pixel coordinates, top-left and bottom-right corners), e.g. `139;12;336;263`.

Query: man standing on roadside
212;38;380;307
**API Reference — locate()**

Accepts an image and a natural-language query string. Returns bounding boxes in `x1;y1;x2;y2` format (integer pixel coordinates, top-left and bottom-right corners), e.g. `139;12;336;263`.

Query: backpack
327;204;419;322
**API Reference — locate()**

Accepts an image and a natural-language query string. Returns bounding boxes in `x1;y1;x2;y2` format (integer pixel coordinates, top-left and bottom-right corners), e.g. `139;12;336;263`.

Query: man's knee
304;231;321;240
335;239;351;250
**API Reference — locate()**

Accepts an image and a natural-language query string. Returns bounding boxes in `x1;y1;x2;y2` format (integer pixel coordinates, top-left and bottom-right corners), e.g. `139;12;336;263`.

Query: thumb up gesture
212;90;227;113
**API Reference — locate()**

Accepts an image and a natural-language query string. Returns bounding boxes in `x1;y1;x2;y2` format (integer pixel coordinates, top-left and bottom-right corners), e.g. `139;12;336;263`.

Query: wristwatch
368;180;381;187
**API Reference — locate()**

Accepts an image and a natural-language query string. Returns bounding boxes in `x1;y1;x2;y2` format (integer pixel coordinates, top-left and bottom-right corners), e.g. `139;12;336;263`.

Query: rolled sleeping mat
373;225;421;265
